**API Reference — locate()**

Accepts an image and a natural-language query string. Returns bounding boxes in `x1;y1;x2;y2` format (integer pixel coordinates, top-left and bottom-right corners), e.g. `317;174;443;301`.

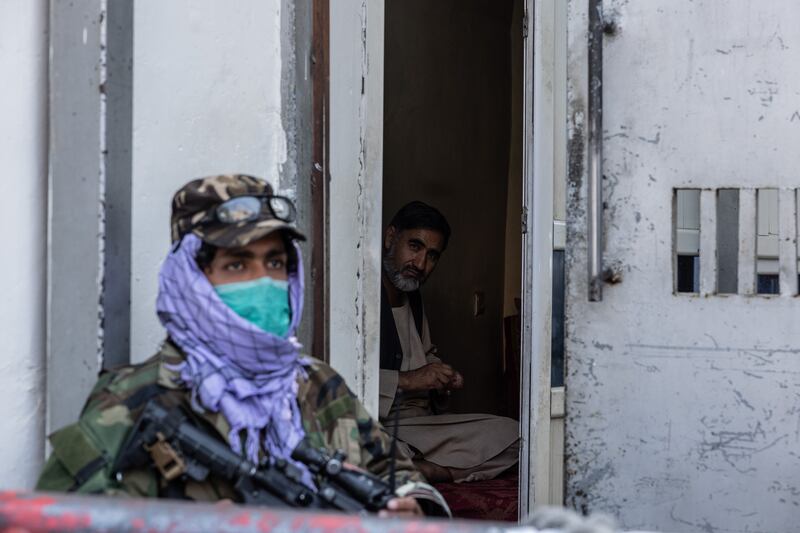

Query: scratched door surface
565;1;800;531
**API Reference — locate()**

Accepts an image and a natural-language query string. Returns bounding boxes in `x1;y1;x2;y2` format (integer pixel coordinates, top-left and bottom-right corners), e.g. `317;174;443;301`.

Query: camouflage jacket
36;341;448;514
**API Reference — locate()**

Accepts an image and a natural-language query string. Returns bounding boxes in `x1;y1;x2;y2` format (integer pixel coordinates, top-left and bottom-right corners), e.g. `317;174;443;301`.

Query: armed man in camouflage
36;174;448;517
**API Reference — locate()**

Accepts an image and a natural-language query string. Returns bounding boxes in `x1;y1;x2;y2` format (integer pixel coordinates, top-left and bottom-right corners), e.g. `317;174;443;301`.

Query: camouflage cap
170;174;306;248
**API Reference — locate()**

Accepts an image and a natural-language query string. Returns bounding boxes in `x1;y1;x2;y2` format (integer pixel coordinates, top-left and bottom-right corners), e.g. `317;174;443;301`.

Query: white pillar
329;0;385;417
48;0;129;438
0;0;48;488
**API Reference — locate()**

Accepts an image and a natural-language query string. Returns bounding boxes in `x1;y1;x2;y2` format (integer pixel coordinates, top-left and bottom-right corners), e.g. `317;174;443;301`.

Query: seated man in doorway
379;201;520;483
37;175;448;517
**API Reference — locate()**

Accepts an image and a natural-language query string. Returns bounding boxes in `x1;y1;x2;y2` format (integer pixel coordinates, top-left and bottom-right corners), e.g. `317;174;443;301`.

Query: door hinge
521;205;528;234
522;11;529;39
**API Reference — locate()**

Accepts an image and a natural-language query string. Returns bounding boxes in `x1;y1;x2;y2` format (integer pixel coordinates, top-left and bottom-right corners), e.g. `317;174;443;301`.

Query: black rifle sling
123;383;166;410
67;453;109;492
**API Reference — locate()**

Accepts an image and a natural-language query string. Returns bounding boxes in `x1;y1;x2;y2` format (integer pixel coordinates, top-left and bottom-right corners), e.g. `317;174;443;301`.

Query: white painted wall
0;0;48;488
0;0;295;488
130;0;289;361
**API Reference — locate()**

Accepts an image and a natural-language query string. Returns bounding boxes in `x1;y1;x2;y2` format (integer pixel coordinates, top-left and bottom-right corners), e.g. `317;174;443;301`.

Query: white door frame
326;1;562;515
328;0;385;418
520;0;562;516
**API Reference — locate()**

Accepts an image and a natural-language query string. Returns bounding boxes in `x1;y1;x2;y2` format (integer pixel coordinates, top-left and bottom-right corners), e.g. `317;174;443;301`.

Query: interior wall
384;0;515;415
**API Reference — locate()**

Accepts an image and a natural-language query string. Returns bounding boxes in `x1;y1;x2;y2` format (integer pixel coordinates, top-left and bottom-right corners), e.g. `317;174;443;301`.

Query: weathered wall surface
0;0;48;488
565;1;800;531
383;0;514;415
130;0;292;361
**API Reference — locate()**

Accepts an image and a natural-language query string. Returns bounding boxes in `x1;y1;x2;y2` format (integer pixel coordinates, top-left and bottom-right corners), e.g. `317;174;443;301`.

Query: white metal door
565;1;800;531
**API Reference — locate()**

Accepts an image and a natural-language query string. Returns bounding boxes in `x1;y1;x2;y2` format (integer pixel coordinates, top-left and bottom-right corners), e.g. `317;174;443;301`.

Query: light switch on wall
473;291;485;316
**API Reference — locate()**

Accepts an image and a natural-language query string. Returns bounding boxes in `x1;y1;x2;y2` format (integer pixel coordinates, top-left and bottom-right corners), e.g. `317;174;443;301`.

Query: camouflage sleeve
301;362;421;483
302;360;450;516
35;370;158;497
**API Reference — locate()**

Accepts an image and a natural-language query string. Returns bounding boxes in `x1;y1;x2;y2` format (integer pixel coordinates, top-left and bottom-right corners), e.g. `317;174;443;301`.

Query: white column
0;0;48;488
329;0;384;417
48;0;110;437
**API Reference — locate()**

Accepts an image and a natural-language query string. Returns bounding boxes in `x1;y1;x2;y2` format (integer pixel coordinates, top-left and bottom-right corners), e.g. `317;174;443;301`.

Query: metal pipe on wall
587;0;604;302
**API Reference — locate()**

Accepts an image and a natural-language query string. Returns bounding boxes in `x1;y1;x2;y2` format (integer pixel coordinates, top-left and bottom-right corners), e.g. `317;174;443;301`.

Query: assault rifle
113;399;374;512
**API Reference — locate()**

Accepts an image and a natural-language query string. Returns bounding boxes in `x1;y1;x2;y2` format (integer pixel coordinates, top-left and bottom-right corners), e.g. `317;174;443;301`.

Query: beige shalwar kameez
379;299;520;482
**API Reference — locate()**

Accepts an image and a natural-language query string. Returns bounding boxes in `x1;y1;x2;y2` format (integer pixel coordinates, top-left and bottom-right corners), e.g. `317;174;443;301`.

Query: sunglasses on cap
202;194;297;226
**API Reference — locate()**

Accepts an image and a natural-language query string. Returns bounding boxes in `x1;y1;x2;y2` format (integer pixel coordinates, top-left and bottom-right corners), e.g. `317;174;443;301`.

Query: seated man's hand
378;497;423;518
398;363;455;391
448;371;464;390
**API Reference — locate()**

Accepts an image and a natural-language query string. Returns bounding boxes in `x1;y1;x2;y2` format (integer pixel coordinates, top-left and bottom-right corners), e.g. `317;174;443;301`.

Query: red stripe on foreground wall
0;491;519;533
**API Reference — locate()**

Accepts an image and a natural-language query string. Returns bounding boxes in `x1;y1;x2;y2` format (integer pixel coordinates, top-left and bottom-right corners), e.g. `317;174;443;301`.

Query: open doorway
382;0;525;520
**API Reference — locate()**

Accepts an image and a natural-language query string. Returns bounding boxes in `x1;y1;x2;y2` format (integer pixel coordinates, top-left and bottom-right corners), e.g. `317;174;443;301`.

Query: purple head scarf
156;233;313;486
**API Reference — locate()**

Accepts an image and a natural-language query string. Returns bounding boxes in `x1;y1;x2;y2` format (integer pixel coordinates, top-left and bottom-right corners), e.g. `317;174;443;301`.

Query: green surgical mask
215;276;292;337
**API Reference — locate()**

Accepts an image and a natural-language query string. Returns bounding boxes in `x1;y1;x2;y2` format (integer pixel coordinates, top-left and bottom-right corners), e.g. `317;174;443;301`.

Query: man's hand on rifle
379;497;423;518
398;363;464;392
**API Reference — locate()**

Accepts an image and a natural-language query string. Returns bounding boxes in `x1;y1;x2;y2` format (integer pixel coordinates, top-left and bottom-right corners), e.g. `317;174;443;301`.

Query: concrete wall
130;0;296;361
383;0;515;415
0;0;48;488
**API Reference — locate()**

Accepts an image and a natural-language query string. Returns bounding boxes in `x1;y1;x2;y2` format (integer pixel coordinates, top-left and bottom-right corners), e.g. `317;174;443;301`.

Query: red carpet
434;474;518;522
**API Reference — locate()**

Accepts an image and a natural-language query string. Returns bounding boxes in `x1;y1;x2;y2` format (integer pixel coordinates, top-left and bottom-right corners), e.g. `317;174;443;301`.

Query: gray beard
383;249;421;293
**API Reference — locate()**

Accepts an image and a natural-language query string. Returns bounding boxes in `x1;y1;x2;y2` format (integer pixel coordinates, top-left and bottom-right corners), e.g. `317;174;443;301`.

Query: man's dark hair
195;231;298;273
195;241;218;272
388;201;451;251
